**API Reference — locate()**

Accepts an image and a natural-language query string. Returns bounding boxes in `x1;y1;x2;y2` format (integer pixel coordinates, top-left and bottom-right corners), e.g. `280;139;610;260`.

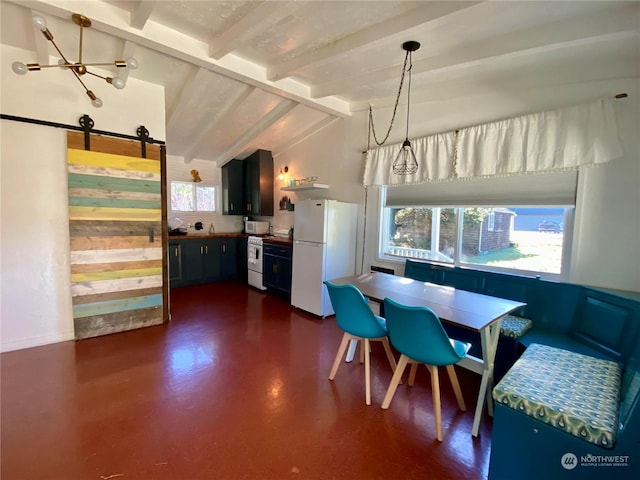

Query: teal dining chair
324;281;398;405
381;297;471;441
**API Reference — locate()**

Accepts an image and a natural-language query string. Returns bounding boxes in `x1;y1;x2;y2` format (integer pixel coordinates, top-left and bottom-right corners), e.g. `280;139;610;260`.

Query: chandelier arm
368;50;409;147
78;20;84;65
28;63;70;69
85;70;108;81
75;61;127;67
45;35;72;65
69;66;92;94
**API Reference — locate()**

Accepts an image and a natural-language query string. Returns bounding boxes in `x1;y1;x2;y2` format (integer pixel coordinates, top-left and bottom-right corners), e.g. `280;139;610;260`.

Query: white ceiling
2;0;638;164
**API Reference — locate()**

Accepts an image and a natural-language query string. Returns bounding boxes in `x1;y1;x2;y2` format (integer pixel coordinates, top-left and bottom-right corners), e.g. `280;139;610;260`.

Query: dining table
329;271;526;437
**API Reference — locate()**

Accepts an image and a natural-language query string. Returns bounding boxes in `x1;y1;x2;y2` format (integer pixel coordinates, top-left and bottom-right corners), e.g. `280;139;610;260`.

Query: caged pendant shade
393;138;419;175
11;13;138;108
392;41;420;176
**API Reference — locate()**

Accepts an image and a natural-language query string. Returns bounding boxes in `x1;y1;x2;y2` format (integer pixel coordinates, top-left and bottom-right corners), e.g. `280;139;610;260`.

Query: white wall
1;44;165;352
286;78;640;293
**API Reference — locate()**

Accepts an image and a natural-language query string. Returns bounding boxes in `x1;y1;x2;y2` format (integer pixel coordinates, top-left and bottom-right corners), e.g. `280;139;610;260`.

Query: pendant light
11;13;138;108
392;41;420;175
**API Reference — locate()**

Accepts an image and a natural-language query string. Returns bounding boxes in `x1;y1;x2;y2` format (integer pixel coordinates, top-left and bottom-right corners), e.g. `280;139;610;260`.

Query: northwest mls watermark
561;452;630;470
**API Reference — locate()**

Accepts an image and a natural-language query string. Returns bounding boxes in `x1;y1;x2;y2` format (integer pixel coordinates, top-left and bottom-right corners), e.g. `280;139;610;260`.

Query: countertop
168;233;293;246
169;232;247;239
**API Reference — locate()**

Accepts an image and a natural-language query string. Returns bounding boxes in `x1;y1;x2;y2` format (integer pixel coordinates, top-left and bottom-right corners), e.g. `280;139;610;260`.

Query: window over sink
170;181;216;212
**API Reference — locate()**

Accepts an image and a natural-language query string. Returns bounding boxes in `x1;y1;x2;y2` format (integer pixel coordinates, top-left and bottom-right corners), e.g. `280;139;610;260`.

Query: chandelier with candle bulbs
11;13;138;108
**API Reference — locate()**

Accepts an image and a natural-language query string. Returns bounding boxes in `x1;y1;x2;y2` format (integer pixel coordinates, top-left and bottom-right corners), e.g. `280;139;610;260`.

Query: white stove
247;236;266;290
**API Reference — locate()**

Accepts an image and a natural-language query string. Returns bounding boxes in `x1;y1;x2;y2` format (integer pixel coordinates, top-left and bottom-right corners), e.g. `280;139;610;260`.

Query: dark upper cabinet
243;149;273;217
221;159;244;215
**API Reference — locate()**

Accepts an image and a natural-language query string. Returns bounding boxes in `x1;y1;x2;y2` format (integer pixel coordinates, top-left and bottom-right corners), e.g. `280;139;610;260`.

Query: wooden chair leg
428;365;443;441
381;337;397;372
382;355;409;409
359;339;365;364
445;364;466;411
408;363;418;386
329;333;352;380
364;338;371;405
380;337;402;385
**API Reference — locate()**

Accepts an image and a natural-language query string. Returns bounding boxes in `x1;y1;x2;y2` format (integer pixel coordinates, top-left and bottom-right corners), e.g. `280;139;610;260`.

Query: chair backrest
324;281;387;338
383;297;466;366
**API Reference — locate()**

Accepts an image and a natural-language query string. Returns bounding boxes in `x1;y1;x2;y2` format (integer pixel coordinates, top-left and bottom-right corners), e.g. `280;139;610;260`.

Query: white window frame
487;211;495;232
377;187;573;281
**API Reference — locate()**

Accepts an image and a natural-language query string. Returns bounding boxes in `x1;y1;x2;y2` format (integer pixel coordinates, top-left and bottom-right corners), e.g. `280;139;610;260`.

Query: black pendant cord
368;49;410;147
404;51;413;141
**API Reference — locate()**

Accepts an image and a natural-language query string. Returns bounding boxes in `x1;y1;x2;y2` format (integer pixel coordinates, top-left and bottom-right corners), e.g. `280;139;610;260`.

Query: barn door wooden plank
67;131;167;340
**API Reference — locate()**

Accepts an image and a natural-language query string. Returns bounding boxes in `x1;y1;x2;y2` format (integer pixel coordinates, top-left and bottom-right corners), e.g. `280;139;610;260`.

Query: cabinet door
219;238;238;280
168;241;184;286
263;253;278;290
203;239;222;282
243;150;273;216
221;159;244;215
185;241;205;283
277;256;292;296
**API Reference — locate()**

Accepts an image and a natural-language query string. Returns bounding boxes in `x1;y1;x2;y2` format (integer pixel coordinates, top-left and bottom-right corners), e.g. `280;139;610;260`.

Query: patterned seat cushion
493;343;621;448
500;314;532;338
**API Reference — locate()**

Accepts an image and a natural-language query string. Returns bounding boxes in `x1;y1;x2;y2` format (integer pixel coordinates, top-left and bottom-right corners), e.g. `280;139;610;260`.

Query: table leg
471;317;502;437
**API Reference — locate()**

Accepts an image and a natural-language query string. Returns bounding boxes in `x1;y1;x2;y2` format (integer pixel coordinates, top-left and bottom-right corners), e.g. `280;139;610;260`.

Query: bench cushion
500;314;532;338
493;343;621;448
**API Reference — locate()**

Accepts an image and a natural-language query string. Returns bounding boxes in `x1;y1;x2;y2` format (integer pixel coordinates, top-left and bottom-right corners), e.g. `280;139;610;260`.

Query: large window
170;181;216;212
380;205;571;277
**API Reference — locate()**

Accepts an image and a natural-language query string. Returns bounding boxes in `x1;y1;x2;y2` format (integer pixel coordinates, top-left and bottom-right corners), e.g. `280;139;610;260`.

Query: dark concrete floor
1;281;493;479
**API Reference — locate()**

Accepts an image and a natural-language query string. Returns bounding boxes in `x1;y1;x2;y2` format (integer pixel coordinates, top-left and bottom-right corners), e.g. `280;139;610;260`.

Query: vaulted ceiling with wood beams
1;1;638;164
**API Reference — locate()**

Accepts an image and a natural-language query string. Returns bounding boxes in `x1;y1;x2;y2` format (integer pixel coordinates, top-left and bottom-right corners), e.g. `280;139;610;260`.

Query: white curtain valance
363;97;623;187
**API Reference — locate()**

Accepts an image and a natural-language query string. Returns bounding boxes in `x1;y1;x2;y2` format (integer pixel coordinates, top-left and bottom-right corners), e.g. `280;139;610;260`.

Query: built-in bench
489;343;640;479
402;259;640;378
400;259;640;478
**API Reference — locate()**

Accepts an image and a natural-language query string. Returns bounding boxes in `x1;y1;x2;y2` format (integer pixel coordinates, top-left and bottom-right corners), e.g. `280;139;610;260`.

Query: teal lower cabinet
216;237;238;280
263;243;292;297
184;239;218;284
169;237;240;287
168;241;185;287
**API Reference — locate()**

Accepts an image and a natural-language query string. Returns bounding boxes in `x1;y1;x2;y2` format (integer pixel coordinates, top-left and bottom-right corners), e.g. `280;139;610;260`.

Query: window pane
460;207;565;274
383;207;455;263
195;186;216;212
171;182;194;211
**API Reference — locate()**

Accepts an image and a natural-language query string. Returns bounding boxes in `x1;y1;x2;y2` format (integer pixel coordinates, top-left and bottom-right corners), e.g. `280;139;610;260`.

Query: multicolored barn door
67;132;167;339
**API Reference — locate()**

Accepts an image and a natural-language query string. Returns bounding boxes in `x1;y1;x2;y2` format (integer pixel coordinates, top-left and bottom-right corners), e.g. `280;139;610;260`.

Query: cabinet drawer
263;244;292;258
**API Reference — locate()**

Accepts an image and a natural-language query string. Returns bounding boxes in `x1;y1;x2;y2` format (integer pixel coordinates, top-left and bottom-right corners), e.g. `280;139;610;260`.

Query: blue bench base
489;403;638;480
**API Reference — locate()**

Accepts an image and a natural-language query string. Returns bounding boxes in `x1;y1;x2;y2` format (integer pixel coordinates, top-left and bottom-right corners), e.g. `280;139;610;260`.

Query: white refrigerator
291;199;358;317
